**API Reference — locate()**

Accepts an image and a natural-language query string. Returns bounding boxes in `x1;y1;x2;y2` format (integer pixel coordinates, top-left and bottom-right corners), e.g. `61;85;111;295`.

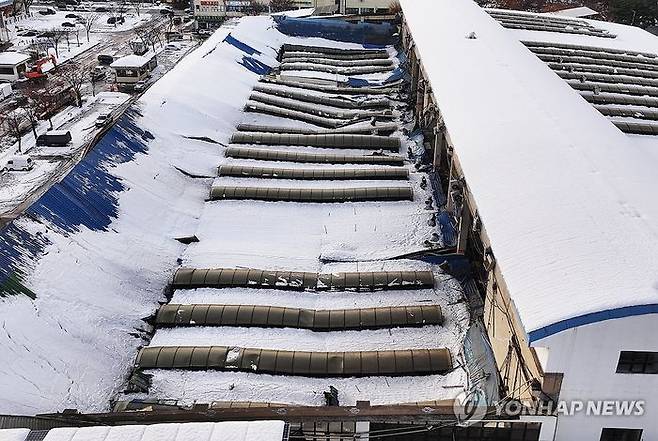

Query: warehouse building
401;1;658;440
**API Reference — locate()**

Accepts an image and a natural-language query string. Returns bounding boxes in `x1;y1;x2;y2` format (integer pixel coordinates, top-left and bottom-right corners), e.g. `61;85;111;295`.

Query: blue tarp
0;108;151;298
274;16;396;46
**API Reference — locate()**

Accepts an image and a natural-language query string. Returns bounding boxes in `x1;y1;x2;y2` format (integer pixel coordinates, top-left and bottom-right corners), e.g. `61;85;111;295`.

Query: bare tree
248;1;268;14
22;0;34;15
1;110;27;153
132;0;143;16
84;13;100;42
59;63;87;107
47;28;68;57
21;100;40;141
270;0;294;12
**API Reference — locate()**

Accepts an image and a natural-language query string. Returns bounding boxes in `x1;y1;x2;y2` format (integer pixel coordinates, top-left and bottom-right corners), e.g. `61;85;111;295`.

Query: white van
4;155;34;171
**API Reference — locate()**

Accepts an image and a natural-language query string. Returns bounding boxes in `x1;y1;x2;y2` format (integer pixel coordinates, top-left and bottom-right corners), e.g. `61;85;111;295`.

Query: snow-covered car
91;66;106;80
38;8;56;14
61;21;76;27
3;155;34;172
164;43;181;51
94;113;111;128
133;80;148;92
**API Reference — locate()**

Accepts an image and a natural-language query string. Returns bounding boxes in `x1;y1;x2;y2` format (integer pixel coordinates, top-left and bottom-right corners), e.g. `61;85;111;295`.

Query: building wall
536;314;658;441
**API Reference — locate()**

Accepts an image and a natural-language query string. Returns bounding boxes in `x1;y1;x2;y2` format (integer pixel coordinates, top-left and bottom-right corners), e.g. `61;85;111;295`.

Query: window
616;351;658;374
600;428;643;441
0;66;15;75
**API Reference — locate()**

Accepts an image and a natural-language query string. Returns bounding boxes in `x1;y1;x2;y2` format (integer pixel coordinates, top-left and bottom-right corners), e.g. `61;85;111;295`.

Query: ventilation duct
135;346;453;376
209;185;413;202
155;304;443;330
230;132;400;151
217;164;409;180
225;147;405;165
172;268;435;291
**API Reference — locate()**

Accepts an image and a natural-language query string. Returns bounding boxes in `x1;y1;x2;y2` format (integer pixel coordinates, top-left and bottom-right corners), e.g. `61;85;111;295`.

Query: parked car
183;7;191;14
107;16;125;24
172;16;182;25
97;54;114;65
36;130;72;147
4;155;34;172
94;6;108;12
17;30;38;37
133;80;148;92
38;8;56;14
65;13;80;18
165;31;183;41
197;29;212;37
164;43;180;51
61;21;76;27
94;113;111;128
159;6;173;14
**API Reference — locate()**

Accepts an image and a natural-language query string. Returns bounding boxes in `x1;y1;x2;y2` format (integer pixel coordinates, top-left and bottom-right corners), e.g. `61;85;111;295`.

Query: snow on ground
402;0;658;340
40;421;285;441
0;92;130;216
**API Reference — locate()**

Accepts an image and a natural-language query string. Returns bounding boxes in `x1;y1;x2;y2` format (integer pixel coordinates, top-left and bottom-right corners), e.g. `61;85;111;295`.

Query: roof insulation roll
547;62;658;80
248;92;390;119
260;77;397;95
217;164;409;180
172;268;435;291
536;53;656;72
281;51;391;61
225;147;405;165
523;40;658;59
567;80;658;98
279;62;392;75
282;44;389;57
280;56;394;67
555;70;658;88
155;304;443;330
528;46;658;67
244;101;349;128
252;84;391;109
235;123;399;136
230;132;401;151
135;346;453;376
209;185;413;202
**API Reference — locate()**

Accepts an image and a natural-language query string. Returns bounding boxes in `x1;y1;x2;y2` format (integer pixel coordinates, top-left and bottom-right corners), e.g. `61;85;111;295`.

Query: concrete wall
536;314;658;441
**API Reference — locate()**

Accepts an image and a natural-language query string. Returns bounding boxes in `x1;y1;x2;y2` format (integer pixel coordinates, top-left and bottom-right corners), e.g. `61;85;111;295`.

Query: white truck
4;155;34;172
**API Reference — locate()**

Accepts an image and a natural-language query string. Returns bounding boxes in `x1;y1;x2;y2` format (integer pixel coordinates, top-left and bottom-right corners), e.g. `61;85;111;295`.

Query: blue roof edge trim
529;304;658;343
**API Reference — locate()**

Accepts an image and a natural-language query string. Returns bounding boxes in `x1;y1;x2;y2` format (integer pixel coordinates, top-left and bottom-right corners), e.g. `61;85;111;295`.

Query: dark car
65;13;80;18
94;6;109;12
38;8;56;14
17;30;38;37
61;21;76;27
97;54;114;64
107;16;125;24
36;130;72;147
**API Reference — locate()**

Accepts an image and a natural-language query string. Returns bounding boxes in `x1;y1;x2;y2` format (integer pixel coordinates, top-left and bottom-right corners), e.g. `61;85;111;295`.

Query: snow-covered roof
547;6;599;18
40;421;286;441
402;0;658;342
0;51;29;66
110;54;152;68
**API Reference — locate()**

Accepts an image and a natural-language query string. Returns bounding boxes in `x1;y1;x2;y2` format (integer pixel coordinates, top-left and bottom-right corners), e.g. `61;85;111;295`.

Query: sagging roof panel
230;132;400;151
261;77;397;95
252;84;391;109
217;165;409;180
136;346;453;376
155;304;443;330
282;44;389;57
235;123;399;136
172;268;435;291
209;185;413;202
225;147;405;165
